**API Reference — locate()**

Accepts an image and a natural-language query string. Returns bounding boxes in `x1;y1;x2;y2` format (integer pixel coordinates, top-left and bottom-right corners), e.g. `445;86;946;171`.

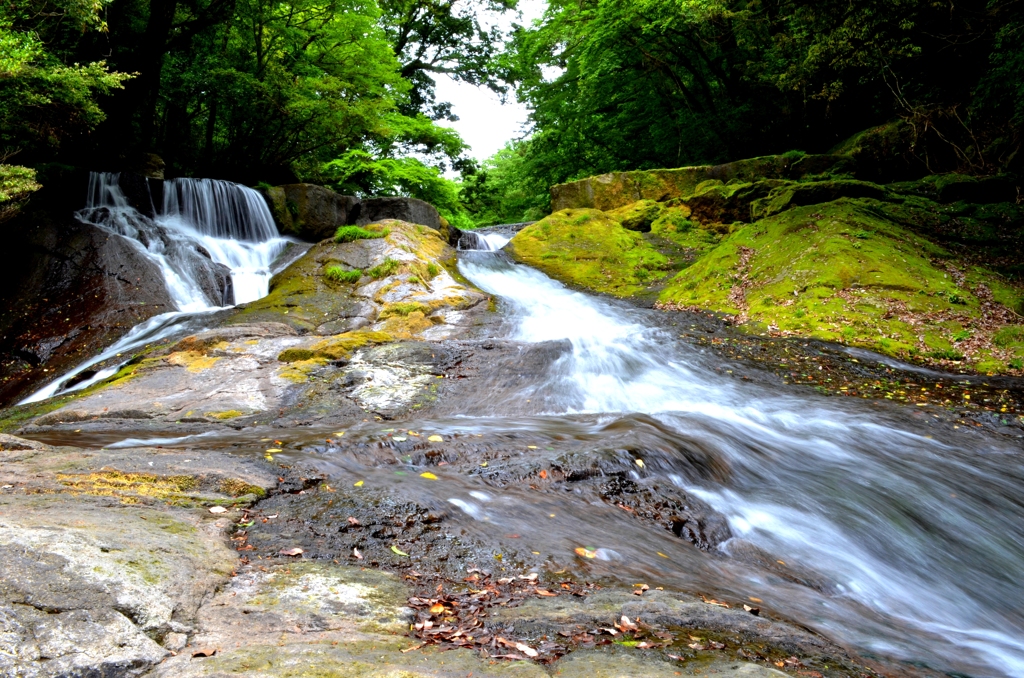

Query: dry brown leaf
192;648;217;657
279;547;303;556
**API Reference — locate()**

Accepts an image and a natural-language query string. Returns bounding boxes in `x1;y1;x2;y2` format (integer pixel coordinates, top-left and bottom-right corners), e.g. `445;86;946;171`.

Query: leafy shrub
323;266;362;283
334;225;386;243
367;258;400;279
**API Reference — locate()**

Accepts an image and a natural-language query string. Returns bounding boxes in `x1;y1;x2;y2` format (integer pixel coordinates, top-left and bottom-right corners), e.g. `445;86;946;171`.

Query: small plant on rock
368;258;400;279
324;266;362;283
334;225;386;243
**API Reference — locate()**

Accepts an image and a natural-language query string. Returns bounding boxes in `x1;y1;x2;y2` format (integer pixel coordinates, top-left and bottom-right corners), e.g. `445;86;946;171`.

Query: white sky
433;0;548;164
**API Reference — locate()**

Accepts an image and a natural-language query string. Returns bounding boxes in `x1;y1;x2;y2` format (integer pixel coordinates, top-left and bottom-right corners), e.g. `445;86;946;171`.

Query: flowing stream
19;204;1024;676
18;173;294;404
450;239;1024;678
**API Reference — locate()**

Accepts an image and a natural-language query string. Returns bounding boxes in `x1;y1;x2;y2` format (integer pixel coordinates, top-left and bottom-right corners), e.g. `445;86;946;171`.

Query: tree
0;0;131;162
379;0;518;119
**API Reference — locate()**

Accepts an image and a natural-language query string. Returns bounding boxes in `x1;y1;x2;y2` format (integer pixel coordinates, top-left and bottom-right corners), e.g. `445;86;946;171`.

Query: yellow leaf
635;459;644;468
657;552;669;558
266;448;282;453
354;480;364;487
420;472;438;480
391;545;409;556
428;435;443;442
429;603;445;615
527;445;538;449
575;547;597;559
333;431;345;436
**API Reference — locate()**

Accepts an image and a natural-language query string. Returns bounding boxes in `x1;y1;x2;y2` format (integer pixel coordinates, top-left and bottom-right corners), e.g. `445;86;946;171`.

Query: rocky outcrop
550;153;852;212
261;183;360;242
260;185;446;243
354;196;441;230
0;192;177;407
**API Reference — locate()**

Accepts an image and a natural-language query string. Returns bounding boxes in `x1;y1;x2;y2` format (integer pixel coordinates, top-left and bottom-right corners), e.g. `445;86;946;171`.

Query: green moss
379;302;431;318
219;478;266;498
606;199;662;232
323;265;362;283
506;209;671;297
658;197;1024;370
994;326;1024;347
426;262;440;278
334;225;386;243
367;258;400;279
205;409;244;420
278;330;393;365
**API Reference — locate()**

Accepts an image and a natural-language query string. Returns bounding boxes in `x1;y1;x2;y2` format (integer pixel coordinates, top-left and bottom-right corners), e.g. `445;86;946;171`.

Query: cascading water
452;247;1024;678
18;172;294;404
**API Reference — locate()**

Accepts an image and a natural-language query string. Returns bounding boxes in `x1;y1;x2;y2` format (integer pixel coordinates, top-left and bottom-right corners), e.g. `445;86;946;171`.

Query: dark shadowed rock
0;199;178;407
354;196;441;230
261;183;360;242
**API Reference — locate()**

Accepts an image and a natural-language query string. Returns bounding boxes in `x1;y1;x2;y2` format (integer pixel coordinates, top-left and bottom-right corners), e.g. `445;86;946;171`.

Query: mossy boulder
550;153;853;212
658;198;1024;372
506;209;672;297
261;183;360;242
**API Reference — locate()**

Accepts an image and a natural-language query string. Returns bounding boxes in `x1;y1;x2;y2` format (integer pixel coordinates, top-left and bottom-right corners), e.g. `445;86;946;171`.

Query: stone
262;183;360;242
355;196;441;230
0;195;178;407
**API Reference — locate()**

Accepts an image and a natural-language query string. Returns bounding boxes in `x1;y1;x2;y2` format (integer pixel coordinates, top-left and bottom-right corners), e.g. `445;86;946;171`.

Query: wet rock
261;183;360;242
355;196;441;230
0;197;177;407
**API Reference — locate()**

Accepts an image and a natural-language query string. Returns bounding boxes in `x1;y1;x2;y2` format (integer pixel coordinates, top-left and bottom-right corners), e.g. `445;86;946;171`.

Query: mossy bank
509;156;1024;375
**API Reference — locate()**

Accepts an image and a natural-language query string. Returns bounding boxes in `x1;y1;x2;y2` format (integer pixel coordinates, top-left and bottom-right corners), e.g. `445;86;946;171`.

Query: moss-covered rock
550;153;853;212
657;198;1024;372
506;209;672;297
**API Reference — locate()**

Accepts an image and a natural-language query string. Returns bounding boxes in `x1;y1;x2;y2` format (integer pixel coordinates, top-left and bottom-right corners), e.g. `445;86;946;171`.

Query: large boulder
261;183;360;242
550;153;853;212
354;196;441;230
0;185;180;407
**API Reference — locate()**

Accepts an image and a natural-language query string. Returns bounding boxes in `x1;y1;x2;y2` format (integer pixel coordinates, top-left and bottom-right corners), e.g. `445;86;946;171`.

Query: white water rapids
455;236;1024;678
19;173;292;404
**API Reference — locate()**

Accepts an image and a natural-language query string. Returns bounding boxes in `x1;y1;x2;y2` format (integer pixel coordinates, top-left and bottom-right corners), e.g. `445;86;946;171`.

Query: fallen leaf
518;573;538;581
419;472;438;480
429;603;445;615
192;648;217;657
393;436;407;442
400;643;424;653
538;469;548;479
635;459;644;468
527;445;538;449
347;516;360;526
515;642;538;657
535;589;558;597
743;604;760;615
428;435;443;442
574;547;597;559
279;547;303;556
352;547;363;560
391;545;409;557
265;448;282;453
354;480;364;487
615;615;639;632
208;506;228;514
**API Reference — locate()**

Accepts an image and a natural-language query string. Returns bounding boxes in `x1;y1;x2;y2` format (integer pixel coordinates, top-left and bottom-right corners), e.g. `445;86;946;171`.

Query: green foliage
323;266;362;283
0;1;132;160
0;165;40;203
334;225;386;243
425;262;439;278
460;141;550;225
367;258;400;278
928;348;965;361
500;0;1024;192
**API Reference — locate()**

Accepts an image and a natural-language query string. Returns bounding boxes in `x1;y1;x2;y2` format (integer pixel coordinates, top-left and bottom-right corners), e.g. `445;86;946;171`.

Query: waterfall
458;231;511;251
18;172;293;404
